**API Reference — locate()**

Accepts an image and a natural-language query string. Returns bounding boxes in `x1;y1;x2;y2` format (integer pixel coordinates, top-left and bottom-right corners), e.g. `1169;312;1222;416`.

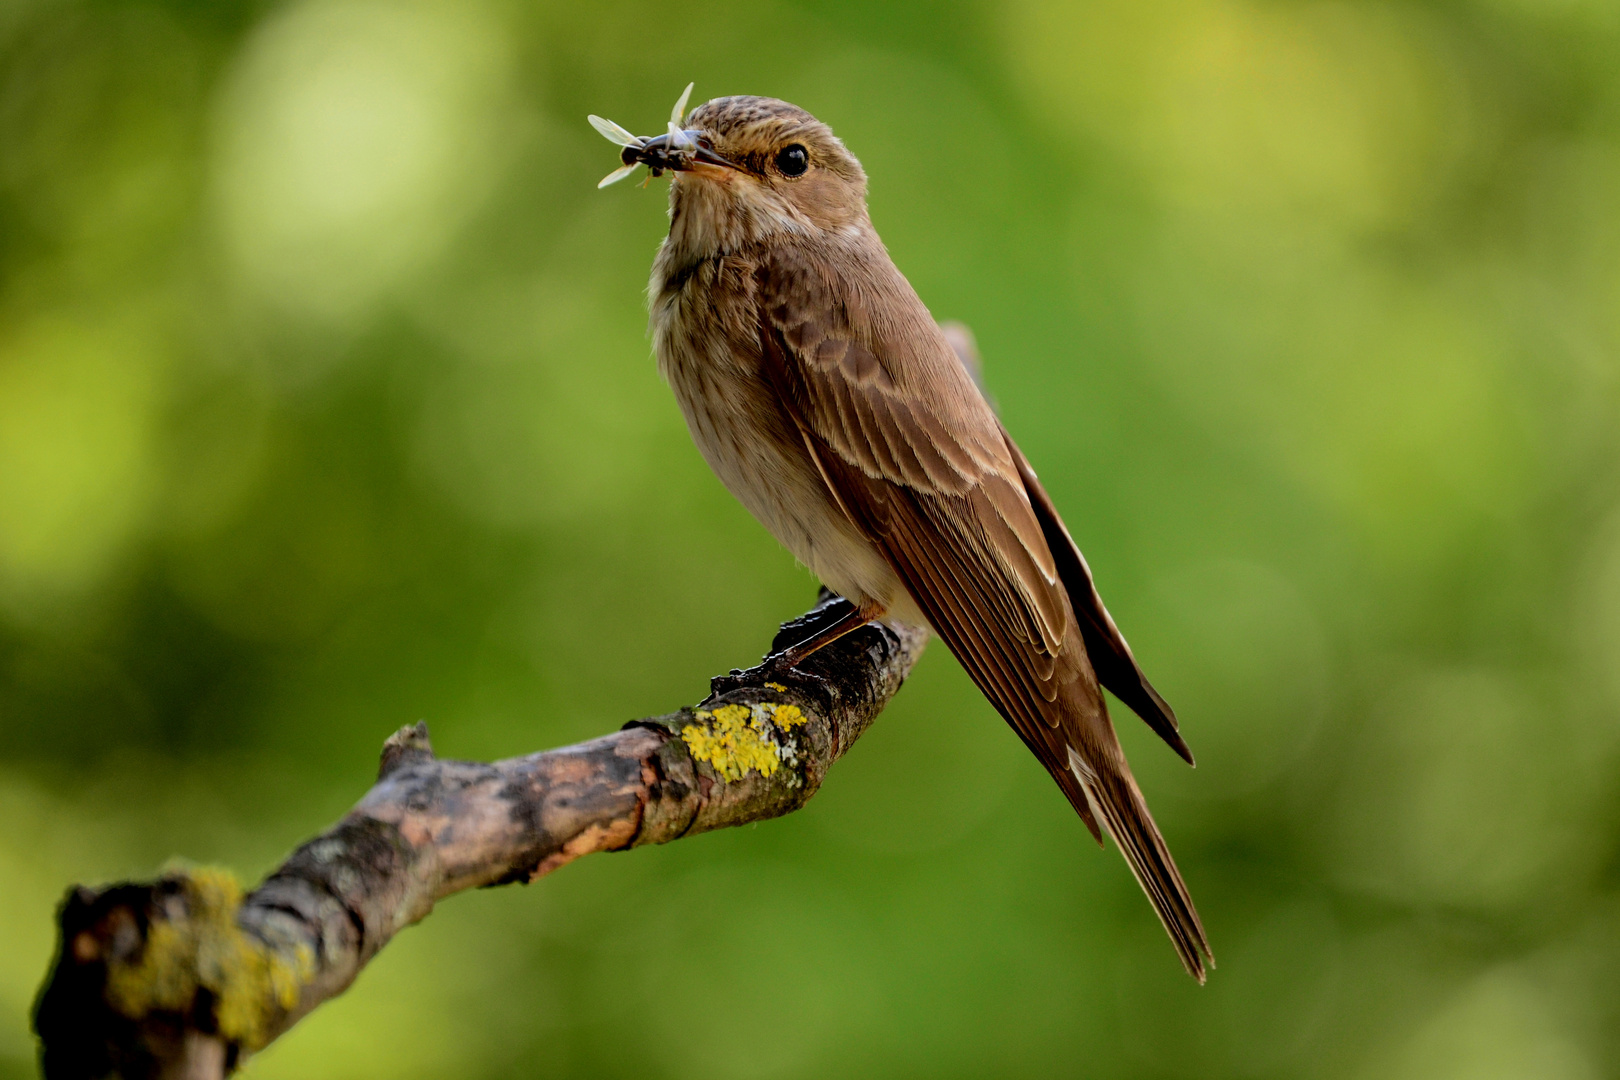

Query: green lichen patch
104;867;312;1051
680;701;807;783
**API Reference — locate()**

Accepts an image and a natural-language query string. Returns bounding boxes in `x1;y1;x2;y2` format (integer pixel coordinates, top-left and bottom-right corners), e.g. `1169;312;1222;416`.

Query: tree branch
32;596;926;1080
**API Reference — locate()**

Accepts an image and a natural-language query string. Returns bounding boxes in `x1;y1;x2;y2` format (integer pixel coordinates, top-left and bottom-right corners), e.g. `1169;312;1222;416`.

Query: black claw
708;652;796;699
708;590;857;702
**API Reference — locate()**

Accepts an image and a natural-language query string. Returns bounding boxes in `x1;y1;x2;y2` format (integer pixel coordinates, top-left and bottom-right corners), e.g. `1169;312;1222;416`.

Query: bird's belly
660;342;914;622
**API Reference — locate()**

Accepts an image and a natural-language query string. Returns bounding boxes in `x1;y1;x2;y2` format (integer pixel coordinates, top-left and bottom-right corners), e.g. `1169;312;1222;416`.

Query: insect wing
588;114;643;148
597;163;641;188
670;82;694;126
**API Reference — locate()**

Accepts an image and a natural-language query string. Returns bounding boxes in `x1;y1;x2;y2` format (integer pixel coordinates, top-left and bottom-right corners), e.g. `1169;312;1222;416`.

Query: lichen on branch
98;869;310;1051
680;701;807;782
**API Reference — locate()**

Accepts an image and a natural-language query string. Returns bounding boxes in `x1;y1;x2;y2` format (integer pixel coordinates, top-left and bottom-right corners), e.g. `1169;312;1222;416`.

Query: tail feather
1068;746;1213;982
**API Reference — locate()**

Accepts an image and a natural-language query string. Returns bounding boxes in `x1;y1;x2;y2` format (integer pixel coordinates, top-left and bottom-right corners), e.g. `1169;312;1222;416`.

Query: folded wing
753;251;1212;979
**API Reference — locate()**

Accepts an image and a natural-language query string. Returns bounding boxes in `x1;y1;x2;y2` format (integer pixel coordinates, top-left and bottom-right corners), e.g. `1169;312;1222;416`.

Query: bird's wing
939;321;1191;764
753;255;1073;736
754;254;1211;978
1000;430;1195;765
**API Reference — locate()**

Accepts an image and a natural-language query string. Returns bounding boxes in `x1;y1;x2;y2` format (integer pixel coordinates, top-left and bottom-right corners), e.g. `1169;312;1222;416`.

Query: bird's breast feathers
651;246;912;617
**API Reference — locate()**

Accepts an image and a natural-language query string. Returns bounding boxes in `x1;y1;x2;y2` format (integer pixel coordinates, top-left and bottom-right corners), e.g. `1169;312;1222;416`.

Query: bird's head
592;93;869;254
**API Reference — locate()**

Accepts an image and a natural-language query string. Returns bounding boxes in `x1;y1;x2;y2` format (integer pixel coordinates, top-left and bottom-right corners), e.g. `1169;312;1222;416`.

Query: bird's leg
767;596;876;669
709;592;882;698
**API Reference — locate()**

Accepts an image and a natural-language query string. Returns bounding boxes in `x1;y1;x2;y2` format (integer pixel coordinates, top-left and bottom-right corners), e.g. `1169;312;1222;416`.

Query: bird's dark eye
775;144;809;177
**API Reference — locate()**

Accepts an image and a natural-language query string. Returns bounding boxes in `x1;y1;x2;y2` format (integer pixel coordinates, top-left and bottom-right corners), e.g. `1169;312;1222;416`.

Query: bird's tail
1066;745;1213;982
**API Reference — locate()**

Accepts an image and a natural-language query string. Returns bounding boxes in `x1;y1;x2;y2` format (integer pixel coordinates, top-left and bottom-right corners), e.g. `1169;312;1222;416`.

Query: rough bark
32;596;926;1080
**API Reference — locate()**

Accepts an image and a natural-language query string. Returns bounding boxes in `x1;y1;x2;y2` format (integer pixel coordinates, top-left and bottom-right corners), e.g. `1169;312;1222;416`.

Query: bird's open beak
621;131;737;176
589;87;737;188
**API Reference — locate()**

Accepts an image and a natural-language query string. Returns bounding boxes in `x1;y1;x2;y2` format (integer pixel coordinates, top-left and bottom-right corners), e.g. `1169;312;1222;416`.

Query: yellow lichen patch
681;705;779;781
105;867;312;1051
765;681;787;692
771;704;805;730
680;700;809;782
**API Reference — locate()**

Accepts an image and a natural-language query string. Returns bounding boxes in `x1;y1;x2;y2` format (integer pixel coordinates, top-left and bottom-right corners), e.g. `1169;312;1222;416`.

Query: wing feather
1001;429;1195;765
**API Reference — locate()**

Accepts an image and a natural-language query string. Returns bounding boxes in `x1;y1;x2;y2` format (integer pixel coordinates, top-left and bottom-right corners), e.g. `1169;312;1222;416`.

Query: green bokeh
4;0;1619;1076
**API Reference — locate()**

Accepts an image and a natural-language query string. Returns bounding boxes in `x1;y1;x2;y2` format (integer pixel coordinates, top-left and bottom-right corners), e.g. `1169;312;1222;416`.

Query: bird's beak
621;130;737;176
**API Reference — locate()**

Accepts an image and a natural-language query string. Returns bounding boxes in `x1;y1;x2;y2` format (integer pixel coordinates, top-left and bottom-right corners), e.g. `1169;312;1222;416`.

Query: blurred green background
3;0;1619;1075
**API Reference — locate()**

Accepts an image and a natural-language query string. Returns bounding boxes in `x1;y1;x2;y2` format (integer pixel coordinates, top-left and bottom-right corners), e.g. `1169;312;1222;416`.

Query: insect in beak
588;83;737;189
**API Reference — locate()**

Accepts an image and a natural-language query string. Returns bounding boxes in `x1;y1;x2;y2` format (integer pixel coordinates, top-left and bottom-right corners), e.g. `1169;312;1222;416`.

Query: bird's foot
708;592;869;700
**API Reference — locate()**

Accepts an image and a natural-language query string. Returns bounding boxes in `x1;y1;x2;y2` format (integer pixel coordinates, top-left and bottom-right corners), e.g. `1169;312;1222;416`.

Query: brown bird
592;92;1212;979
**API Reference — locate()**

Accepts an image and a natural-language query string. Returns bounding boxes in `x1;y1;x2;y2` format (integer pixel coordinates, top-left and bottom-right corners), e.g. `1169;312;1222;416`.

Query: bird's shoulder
752;238;1012;493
